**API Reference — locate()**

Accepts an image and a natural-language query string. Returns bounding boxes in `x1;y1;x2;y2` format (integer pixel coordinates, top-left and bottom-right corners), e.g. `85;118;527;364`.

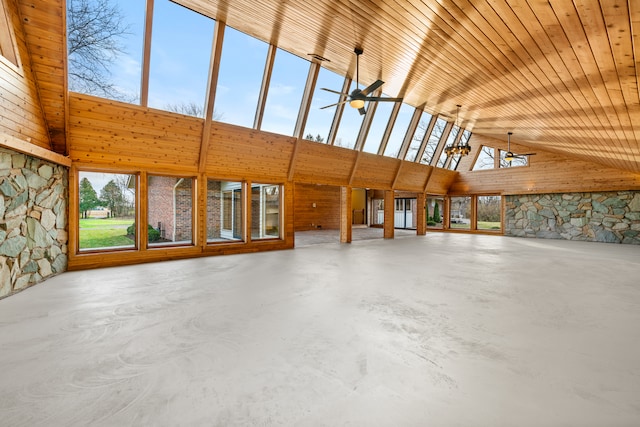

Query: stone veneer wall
0;148;68;298
505;191;640;244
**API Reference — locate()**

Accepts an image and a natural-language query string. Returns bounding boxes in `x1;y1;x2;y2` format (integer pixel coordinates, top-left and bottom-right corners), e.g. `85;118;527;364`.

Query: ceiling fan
320;47;402;115
504;132;536;162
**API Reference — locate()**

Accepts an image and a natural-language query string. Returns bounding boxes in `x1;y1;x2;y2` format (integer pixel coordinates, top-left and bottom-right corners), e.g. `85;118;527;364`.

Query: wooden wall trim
1;131;71;166
254;44;276;130
199;20;225;172
140;0;154;106
293;61;319;139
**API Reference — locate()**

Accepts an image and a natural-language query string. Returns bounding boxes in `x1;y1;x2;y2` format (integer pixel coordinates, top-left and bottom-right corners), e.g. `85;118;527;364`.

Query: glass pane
148;0;214;116
437;125;460;167
78;171;136;251
251;184;281;239
450;196;471;230
361;98;395;154
147;176;193;246
207;180;243;243
215;27;268;127
473;146;495;170
477;196;502;231
383;103;413;158
261;49;309;135
426;196;444;229
420;117;447;165
304;68;345;143
333;81;365;149
500;150;529;168
405;111;433;161
448;155;462;170
67;0;144;102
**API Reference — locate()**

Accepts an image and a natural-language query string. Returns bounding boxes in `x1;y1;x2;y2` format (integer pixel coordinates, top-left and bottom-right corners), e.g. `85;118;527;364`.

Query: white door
394;199;414;229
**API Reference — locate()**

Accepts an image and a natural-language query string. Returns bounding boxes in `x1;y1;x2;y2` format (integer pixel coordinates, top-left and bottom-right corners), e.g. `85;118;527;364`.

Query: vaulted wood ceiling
17;0;640;173
178;0;640;173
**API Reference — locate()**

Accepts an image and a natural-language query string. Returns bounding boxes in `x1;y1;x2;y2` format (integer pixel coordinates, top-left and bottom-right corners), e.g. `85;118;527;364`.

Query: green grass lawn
79;217;135;249
449;221;501;230
477;221;501;230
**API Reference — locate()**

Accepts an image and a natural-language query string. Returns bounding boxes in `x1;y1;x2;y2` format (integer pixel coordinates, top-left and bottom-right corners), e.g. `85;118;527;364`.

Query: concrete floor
1;233;639;426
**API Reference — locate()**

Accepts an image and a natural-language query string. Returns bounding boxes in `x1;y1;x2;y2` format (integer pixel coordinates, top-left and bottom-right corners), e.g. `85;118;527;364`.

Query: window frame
146;173;197;248
75;169;140;254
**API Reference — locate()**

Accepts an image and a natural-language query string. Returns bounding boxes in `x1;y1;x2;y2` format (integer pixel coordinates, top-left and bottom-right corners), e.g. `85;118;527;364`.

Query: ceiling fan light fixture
504;152;515;162
350;99;365;109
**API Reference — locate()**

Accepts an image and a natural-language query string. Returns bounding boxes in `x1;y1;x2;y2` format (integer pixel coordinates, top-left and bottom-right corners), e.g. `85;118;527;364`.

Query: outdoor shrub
127;223;161;241
148;226;161;242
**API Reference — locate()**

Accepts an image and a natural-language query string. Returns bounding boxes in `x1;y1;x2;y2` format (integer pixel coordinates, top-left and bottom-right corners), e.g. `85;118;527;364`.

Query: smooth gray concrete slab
1;233;639;426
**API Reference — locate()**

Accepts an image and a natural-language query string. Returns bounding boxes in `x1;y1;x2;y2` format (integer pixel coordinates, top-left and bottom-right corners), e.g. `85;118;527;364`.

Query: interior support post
340;186;352;243
417;192;426;235
384;190;394;239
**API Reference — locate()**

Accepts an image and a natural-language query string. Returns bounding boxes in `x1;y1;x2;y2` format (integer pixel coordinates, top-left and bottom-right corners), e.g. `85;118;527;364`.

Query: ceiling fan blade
365;97;403;102
360;79;384;96
320;100;348;109
321;87;349;96
358;107;366;115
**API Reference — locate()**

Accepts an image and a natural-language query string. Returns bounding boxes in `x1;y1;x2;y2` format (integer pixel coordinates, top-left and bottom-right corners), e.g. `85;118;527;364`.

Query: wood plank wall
68;94;447;191
452;134;640;195
17;0;66;154
0;0;50;151
294;183;341;231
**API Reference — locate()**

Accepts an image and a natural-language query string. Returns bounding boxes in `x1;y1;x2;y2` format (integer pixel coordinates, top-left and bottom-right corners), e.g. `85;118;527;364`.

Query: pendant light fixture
444;105;471;157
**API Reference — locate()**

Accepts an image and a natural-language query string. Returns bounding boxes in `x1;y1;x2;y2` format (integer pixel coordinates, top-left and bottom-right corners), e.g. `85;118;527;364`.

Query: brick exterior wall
147;176;192;242
206;180;222;239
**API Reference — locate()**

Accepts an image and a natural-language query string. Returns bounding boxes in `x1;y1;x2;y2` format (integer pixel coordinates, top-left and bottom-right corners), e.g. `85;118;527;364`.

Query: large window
333;80;365;149
361;97;396;154
304;67;345;143
207;180;243;243
261;49;309;135
437;125;460;167
215;27;268;127
405;111;433;161
67;0;144;101
147;0;214;116
449;196;471;230
251;184;281;240
477;196;502;231
473;146;495;170
78;171;136;251
383;103;414;158
147;175;194;246
420;117;447;165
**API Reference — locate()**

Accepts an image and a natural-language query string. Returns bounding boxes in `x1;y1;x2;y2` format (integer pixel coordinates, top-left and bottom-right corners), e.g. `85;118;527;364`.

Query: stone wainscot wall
505;191;640;244
0;148;68;298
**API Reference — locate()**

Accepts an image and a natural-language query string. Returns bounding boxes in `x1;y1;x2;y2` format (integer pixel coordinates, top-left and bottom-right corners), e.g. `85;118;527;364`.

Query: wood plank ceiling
178;0;640;173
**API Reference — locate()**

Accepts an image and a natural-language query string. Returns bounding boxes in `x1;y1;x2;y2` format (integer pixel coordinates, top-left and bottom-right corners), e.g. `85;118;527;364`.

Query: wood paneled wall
69;95;203;173
0;0;50;151
68;94;442;191
294;183;340;231
452;134;640;195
